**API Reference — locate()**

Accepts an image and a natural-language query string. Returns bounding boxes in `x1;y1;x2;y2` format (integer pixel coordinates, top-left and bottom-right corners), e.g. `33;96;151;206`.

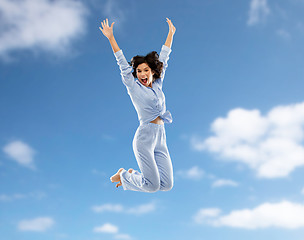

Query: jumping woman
99;17;176;193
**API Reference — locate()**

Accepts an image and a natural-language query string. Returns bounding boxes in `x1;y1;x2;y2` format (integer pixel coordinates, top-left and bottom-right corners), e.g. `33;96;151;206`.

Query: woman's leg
154;125;174;191
119;124;160;192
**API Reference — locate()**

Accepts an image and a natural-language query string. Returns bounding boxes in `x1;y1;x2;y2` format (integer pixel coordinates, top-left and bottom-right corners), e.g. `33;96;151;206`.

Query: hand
99;18;115;39
166;18;176;35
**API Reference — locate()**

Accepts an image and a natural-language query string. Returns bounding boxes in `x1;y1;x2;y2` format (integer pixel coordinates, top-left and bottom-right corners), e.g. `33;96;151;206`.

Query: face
136;63;154;88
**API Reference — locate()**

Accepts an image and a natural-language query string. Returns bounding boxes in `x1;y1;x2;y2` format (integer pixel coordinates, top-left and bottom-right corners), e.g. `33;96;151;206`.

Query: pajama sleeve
156;45;172;88
114;50;135;89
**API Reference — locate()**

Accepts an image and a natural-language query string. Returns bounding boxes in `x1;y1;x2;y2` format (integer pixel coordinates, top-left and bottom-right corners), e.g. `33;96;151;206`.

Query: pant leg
120;124;160;193
154;125;174;191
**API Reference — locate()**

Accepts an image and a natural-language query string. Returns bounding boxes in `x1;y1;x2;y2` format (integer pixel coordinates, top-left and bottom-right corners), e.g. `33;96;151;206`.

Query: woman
99;18;176;193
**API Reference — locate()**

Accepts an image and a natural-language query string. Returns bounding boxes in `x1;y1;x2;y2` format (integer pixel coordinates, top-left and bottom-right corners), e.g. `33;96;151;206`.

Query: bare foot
128;168;133;173
110;168;124;188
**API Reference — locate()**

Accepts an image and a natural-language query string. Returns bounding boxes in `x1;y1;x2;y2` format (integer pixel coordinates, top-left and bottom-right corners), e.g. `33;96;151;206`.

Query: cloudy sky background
1;0;304;239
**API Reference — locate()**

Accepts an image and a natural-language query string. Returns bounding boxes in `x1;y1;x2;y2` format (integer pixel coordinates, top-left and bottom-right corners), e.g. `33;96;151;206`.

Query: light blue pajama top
114;45;173;125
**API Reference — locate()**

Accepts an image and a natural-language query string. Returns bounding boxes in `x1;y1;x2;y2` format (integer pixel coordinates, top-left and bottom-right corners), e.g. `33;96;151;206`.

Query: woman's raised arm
164;18;176;49
99;18;120;53
156;18;175;86
99;18;135;89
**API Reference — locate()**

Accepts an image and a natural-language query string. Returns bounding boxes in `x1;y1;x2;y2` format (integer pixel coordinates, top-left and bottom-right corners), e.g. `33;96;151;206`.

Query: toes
110;168;125;183
111;168;125;187
110;174;117;182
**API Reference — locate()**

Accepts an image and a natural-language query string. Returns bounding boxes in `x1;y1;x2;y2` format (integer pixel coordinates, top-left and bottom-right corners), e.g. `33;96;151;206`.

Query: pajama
113;45;173;192
120;122;173;192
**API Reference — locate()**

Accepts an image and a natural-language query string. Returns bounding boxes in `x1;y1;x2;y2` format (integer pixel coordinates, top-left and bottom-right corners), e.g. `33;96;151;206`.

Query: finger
111;22;115;28
101;22;104;28
106;18;109;27
103;20;106;27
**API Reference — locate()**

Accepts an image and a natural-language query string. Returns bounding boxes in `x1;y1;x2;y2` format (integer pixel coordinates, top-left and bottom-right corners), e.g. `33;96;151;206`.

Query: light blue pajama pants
120;122;174;192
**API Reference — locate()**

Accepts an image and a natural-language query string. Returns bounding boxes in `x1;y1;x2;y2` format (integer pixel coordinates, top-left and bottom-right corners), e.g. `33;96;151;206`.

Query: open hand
99;18;115;39
166;18;176;35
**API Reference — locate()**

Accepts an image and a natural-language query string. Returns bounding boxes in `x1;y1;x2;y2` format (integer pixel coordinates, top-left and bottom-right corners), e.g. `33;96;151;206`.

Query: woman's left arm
157;18;176;85
164;18;176;49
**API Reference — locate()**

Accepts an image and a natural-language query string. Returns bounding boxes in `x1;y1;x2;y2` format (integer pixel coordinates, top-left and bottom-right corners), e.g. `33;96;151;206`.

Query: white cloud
194;201;304;229
101;134;115;141
115;234;132;240
296;22;304;34
18;217;54;232
247;0;270;26
94;223;132;240
194;208;221;225
212;179;239;188
0;0;88;60
0;193;26;201
101;0;127;25
92;203;123;213
0;191;46;202
276;29;291;39
191;102;304;178
177;166;204;180
92;169;107;177
94;223;118;233
92;202;156;215
127;202;156;215
3;140;36;169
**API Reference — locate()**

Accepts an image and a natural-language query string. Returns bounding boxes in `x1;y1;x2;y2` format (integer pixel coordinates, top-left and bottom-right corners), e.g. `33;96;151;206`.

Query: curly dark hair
129;51;163;82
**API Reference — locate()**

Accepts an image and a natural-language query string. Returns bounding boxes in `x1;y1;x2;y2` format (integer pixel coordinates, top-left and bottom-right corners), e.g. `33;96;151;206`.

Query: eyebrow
137;67;149;70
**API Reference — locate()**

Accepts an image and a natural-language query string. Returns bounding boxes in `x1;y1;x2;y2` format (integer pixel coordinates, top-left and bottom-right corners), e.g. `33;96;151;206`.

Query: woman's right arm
100;19;120;53
99;19;134;88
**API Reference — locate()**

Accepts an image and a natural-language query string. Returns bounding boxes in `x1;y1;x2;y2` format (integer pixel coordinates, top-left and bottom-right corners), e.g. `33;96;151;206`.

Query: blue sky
1;0;304;239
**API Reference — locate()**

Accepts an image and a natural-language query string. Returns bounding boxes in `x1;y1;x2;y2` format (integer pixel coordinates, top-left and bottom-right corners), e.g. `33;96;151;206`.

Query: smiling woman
130;51;163;88
99;17;176;193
